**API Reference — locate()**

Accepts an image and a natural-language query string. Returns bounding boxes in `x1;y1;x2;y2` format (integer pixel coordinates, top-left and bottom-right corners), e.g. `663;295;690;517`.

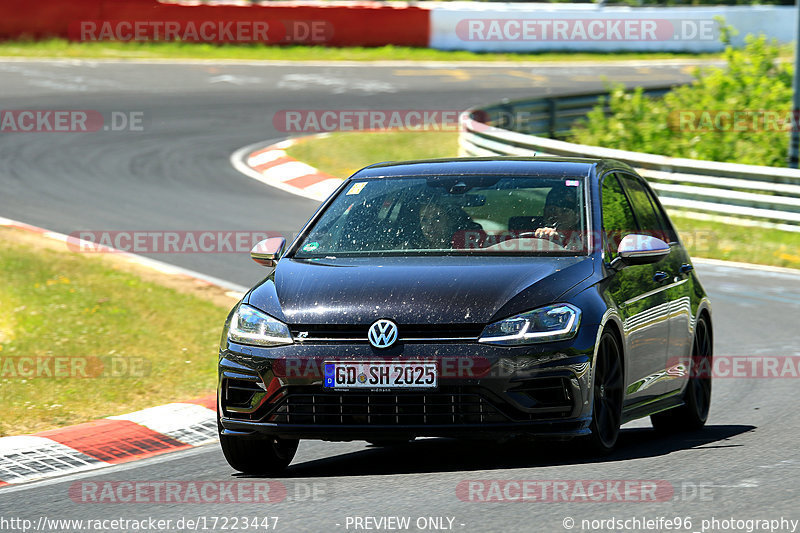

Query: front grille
266;387;510;425
289;324;483;342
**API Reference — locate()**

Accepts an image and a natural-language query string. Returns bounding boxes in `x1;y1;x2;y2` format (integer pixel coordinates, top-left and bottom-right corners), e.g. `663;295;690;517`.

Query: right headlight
479;303;581;345
227;303;293;347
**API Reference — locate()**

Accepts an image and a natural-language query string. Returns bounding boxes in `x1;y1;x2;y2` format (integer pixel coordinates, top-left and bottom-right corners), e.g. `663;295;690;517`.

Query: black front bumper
220;419;592;441
217;328;598;441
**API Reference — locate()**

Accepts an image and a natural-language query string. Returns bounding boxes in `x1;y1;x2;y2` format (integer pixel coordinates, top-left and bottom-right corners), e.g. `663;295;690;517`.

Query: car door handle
679;263;694;274
653;271;669;283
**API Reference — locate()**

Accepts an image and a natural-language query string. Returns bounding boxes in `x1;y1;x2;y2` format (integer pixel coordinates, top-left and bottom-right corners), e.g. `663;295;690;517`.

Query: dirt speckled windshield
295;175;588;257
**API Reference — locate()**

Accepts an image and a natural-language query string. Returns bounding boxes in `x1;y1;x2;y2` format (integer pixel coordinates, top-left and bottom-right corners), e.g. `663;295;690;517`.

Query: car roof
352;156;636;180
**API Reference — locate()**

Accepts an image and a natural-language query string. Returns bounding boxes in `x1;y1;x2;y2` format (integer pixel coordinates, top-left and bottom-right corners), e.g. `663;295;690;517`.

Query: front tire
586;329;624;454
219;426;298;475
651;316;712;432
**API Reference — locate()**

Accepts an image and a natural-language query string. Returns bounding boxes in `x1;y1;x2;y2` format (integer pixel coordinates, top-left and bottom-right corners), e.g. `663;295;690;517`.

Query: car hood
246;255;596;326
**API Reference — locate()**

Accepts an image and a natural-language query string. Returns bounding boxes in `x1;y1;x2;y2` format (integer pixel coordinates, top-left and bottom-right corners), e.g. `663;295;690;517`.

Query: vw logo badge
368;319;398;349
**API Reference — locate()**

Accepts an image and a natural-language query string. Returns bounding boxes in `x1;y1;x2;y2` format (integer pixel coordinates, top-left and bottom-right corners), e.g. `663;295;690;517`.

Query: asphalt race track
1;59;799;532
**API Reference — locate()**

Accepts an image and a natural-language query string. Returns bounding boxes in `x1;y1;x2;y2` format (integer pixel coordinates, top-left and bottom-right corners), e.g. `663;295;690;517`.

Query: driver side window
601;173;638;261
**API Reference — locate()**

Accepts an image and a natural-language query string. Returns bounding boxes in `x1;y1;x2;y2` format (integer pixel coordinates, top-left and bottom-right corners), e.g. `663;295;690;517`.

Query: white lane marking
208;74;262;85
304;178;345;198
704;479;760;488
0;63;122;92
694;258;800;278
759;459;800;469
0;437;104;484
248;149;287;166
274;138;300;149
230;141;329;202
0;446;216;494
27;79;90;92
109;404;217;447
262;161;318;183
0;217;44;232
276;73;396;94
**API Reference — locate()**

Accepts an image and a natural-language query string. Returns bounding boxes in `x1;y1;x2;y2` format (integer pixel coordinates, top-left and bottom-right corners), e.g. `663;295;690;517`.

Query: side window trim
599;172;614;261
613;172;643;232
643;181;680;245
599;171;640;262
616;171;678;245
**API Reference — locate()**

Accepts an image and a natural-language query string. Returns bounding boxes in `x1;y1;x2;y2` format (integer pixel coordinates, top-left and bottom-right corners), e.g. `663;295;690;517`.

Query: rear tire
219;424;298;475
586;329;624;454
651;316;712;432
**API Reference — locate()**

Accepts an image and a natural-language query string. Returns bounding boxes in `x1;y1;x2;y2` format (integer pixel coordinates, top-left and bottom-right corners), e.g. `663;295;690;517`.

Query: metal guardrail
469;86;674;139
460;87;800;231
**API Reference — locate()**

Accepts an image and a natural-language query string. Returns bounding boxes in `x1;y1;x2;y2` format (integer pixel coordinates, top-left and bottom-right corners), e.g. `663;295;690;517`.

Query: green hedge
571;34;793;167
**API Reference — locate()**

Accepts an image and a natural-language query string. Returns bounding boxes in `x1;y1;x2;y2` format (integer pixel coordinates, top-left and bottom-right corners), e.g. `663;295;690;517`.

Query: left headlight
227;303;293;347
479;303;581;345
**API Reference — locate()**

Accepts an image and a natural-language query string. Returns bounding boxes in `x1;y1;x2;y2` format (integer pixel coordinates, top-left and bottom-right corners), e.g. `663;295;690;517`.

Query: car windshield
293;174;588;257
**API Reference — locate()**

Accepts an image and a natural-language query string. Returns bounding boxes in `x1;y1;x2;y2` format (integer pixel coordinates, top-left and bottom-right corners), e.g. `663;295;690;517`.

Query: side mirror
250;237;285;268
610;234;669;270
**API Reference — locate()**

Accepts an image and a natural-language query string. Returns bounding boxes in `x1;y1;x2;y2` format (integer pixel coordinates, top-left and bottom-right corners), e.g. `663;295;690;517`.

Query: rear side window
618;174;676;243
601;173;637;261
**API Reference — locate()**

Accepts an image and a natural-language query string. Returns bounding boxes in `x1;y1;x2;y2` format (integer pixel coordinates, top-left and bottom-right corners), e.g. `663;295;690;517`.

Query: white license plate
323;361;438;390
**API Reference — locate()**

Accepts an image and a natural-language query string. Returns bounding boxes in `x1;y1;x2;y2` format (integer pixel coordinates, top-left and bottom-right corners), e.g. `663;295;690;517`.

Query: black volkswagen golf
218;157;713;474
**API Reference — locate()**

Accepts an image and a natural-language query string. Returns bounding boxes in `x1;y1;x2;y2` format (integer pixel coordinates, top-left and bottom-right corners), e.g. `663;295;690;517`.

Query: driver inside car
534;185;583;249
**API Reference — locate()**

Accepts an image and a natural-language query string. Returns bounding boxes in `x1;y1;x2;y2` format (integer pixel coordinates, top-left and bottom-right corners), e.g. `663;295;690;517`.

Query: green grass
285;131;460;178
286;132;800;270
0;38;727;62
668;215;800;269
0;228;230;435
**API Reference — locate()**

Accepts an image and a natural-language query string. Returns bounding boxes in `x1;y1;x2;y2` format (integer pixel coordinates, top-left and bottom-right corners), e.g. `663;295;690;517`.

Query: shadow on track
235;424;754;479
